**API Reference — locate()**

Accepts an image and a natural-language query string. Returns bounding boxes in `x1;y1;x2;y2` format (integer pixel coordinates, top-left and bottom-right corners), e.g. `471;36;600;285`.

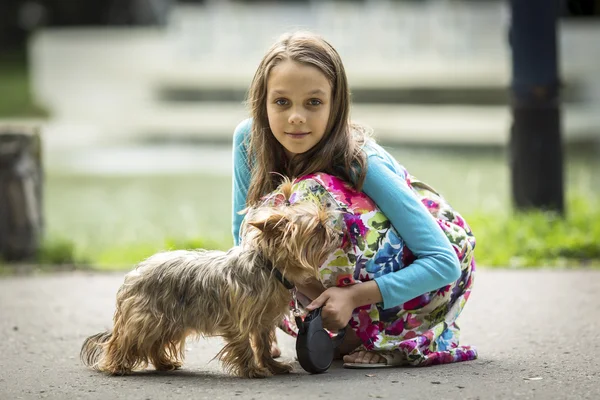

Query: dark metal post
509;0;565;214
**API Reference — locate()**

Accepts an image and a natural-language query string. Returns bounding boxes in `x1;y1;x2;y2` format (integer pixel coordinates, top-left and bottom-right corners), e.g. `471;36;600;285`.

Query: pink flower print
403;293;431;310
321;174;375;213
344;213;367;241
261;192;286;206
401;246;415;266
460;351;472;362
454;243;467;260
399;339;418;353
403;171;411;186
348;193;376;214
357;309;373;328
422;198;440;212
446;352;458;363
319;174;352;200
437;220;452;232
403;330;417;340
314;173;336;188
358;271;373;281
336;273;355;287
294;174;315;183
436;285;451;297
463;290;471;301
340;231;352;250
355;310;380;349
454;214;465;228
386;318;404;336
404;313;422;330
422;329;435;343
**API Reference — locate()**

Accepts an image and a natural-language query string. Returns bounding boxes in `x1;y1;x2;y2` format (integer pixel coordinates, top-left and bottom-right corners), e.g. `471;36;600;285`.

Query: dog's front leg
218;332;271;378
253;328;293;375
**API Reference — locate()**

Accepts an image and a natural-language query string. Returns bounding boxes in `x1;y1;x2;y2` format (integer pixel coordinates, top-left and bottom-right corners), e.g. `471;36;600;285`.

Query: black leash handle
295;307;347;374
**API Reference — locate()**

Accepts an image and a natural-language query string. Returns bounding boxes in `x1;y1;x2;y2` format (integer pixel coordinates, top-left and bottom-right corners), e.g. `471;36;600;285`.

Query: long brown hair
245;31;369;206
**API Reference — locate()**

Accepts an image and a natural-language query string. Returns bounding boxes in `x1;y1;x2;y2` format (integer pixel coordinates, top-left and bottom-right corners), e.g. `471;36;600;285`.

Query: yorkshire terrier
80;192;342;378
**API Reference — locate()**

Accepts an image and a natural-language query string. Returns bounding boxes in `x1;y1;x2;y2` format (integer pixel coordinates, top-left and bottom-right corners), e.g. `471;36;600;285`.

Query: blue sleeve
232;118;253;246
362;154;461;309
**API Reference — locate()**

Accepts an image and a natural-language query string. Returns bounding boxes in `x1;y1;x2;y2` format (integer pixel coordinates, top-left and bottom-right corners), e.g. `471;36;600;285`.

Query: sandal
343;350;406;369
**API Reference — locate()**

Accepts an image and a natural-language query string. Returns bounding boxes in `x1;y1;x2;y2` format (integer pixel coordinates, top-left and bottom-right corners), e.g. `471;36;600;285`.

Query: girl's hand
305;287;356;331
305;281;383;331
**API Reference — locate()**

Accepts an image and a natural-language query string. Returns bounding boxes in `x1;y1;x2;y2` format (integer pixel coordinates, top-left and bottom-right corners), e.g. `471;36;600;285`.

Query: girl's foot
271;342;281;358
342;350;387;365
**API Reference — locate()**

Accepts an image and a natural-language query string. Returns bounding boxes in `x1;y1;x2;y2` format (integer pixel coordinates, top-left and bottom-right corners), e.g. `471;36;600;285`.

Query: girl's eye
275;99;289;106
308;99;322;106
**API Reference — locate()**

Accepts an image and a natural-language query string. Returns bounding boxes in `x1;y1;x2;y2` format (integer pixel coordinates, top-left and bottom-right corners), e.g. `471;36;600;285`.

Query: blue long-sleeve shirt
231;118;460;309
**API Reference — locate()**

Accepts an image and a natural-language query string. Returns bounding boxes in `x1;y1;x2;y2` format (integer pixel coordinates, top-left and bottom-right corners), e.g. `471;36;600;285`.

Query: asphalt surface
1;269;599;400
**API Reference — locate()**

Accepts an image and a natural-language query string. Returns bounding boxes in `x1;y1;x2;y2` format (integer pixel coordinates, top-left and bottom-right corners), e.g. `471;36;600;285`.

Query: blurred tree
0;0;173;54
562;0;600;17
0;0;27;53
509;0;564;214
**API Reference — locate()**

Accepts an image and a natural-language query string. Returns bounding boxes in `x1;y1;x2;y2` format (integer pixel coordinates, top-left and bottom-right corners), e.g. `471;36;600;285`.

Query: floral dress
257;172;477;366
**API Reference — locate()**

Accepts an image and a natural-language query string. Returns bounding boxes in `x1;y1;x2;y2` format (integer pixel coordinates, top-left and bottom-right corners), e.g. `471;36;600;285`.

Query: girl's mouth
286;132;310;139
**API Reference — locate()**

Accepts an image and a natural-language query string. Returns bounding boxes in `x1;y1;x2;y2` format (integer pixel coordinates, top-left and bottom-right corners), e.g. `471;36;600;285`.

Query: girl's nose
288;110;306;125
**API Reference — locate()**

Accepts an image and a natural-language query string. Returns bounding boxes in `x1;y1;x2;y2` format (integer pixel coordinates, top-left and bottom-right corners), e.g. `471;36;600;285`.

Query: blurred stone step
127;102;600;146
154;64;582;106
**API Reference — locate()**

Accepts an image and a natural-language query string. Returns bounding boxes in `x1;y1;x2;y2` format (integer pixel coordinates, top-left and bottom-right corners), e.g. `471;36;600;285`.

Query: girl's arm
232;119;253;246
308;154;459;329
362;154;461;309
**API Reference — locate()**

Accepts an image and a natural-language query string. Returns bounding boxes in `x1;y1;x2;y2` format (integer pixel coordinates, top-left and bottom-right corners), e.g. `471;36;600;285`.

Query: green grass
468;193;600;268
2;143;597;272
33;188;600;270
0;53;49;118
42;173;234;270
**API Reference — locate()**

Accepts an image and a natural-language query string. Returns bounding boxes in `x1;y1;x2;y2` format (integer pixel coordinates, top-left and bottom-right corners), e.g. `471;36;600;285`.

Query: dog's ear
246;213;289;234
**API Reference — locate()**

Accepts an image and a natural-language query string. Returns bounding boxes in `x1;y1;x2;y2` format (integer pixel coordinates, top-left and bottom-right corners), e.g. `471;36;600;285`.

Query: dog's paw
268;361;293;375
243;367;273;379
154;361;182;371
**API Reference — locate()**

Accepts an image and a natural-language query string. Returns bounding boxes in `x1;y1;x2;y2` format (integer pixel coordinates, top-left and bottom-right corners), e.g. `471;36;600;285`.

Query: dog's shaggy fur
80;197;342;378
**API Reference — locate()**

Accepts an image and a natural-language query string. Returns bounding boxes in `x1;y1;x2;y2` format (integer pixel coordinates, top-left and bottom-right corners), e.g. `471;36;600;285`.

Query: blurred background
0;0;599;268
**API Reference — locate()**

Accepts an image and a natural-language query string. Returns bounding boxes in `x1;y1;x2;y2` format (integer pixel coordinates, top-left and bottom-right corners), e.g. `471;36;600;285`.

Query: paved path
1;269;599;400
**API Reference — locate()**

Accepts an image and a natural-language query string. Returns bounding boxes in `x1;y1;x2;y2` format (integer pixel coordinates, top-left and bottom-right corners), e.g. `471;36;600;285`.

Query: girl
232;31;477;368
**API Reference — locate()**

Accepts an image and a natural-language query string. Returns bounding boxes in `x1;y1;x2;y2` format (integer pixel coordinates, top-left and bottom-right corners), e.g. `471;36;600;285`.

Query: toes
343;351;360;363
355;351;369;364
343;351;387;365
363;352;378;364
368;353;386;364
344;350;367;364
360;351;379;364
360;351;385;364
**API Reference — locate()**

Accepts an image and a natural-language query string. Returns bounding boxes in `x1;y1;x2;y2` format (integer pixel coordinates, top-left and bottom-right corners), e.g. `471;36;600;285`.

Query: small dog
80;191;342;378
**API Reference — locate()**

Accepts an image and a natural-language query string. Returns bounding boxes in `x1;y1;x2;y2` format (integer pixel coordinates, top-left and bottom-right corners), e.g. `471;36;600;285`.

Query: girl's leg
335;327;387;364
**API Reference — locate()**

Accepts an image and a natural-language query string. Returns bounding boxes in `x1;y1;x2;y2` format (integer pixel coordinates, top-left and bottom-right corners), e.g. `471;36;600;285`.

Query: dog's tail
80;331;112;370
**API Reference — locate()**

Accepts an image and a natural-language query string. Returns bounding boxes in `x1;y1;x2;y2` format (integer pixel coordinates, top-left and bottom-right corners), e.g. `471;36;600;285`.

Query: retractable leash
291;289;347;374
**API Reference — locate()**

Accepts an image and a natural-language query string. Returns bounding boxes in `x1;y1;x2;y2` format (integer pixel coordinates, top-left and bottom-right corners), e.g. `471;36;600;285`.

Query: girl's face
266;60;332;159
